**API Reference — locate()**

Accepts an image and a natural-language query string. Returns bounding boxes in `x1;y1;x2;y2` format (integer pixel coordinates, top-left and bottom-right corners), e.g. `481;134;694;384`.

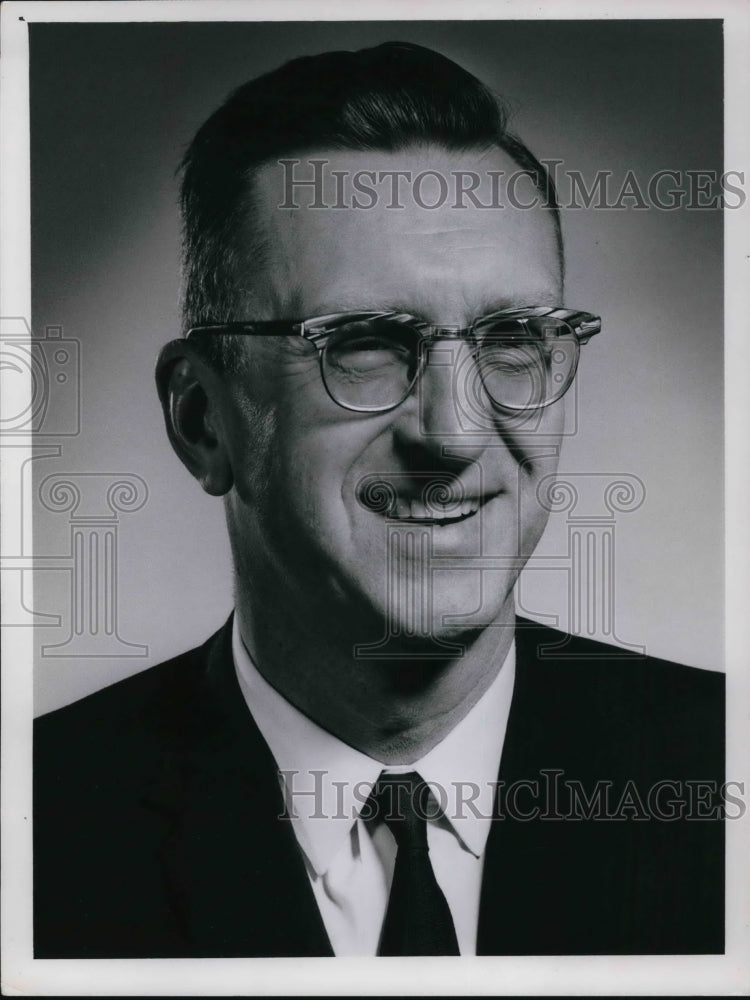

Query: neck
234;575;515;764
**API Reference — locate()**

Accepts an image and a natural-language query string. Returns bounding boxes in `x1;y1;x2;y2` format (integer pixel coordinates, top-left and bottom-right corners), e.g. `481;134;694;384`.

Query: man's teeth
389;497;479;521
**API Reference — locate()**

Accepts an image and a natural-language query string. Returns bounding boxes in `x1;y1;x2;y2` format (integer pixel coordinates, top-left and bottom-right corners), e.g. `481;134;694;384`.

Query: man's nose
400;338;490;457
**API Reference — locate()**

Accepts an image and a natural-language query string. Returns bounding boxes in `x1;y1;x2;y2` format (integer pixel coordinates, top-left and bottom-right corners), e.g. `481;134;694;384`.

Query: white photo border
2;0;748;995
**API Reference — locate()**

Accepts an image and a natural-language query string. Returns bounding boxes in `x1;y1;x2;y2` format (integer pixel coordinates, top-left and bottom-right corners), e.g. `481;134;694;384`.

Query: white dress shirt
232;617;516;956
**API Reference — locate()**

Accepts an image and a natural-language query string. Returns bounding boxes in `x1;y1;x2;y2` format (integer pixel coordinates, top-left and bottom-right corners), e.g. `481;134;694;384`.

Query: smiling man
34;41;724;958
172;143;568;766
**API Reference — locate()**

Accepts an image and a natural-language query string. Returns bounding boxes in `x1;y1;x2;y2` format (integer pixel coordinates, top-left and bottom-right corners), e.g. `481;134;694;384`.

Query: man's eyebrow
305;297;418;316
471;292;561;315
305;293;561;320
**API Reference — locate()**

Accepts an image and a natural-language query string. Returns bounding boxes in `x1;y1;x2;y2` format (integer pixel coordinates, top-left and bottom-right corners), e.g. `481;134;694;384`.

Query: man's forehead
246;145;561;318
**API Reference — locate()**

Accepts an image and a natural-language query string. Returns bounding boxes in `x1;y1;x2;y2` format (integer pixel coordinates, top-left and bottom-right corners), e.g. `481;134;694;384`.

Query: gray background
29;20;724;714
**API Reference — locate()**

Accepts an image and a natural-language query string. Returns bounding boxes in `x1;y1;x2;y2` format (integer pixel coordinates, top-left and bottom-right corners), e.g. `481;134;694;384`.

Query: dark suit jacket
34;616;724;957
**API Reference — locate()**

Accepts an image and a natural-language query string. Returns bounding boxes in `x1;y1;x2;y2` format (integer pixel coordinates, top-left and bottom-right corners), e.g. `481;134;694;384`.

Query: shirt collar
232;616;515;876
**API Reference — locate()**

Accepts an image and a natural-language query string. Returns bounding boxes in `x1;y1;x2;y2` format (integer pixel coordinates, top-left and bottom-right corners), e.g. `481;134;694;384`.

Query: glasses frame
186;306;601;414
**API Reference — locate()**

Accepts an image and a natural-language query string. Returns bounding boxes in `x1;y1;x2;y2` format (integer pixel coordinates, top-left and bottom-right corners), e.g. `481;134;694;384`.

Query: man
34;41;724;958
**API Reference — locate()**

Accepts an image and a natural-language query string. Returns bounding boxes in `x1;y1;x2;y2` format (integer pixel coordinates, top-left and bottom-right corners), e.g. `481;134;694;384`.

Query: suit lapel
147;619;334;957
477;619;635;955
477;618;548;954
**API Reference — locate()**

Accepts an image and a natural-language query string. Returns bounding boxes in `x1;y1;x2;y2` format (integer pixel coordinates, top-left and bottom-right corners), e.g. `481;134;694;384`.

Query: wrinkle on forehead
399;225;554;256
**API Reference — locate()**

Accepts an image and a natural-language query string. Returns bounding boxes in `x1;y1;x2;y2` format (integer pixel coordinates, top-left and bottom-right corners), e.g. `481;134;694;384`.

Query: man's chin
350;624;485;678
346;594;509;660
327;558;515;651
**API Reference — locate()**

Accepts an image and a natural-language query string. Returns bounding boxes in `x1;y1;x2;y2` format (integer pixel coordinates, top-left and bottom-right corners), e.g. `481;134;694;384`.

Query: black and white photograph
1;1;748;995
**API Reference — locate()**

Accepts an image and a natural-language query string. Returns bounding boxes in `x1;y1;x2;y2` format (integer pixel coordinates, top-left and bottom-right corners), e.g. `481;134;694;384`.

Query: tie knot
372;771;434;851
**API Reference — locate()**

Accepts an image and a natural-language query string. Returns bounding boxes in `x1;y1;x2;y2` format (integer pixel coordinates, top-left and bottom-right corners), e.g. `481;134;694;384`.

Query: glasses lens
475;317;580;410
321;317;422;411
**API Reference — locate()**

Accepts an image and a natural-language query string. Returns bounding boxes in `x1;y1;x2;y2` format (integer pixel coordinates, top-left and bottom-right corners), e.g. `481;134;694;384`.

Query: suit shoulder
36;645;198;732
516;616;724;695
515;618;725;778
34;628;226;786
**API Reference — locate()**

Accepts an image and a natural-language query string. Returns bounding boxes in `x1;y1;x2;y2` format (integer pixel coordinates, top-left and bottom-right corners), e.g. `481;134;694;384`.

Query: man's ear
155;340;233;496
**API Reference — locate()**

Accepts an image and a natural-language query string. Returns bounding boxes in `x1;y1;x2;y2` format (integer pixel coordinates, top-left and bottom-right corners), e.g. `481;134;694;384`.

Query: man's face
215;145;563;647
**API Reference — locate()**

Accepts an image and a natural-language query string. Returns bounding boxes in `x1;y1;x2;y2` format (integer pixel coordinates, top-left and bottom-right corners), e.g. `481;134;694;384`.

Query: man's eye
341;335;400;353
327;336;410;373
325;323;415;373
489;350;539;374
479;342;544;371
339;335;410;355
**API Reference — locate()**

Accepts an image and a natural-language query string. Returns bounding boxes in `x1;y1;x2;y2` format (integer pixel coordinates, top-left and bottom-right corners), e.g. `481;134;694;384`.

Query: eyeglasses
186;306;601;414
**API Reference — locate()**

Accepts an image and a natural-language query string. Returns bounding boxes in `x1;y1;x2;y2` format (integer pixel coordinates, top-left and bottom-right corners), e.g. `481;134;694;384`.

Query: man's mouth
387;496;480;525
356;474;496;525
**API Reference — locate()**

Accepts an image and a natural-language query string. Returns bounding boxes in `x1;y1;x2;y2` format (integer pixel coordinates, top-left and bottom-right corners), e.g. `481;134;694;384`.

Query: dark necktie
373;771;460;956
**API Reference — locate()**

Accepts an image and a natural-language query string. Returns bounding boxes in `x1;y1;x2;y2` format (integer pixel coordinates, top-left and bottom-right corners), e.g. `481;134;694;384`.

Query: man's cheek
274;462;349;547
518;494;552;556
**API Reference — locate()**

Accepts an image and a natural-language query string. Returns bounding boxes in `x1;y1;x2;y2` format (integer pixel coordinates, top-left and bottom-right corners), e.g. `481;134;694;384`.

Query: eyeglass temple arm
491;307;600;343
556;310;601;343
185;321;303;339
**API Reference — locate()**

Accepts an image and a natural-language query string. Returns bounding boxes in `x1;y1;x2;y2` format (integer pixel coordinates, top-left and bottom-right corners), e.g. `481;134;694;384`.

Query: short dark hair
179;41;562;365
